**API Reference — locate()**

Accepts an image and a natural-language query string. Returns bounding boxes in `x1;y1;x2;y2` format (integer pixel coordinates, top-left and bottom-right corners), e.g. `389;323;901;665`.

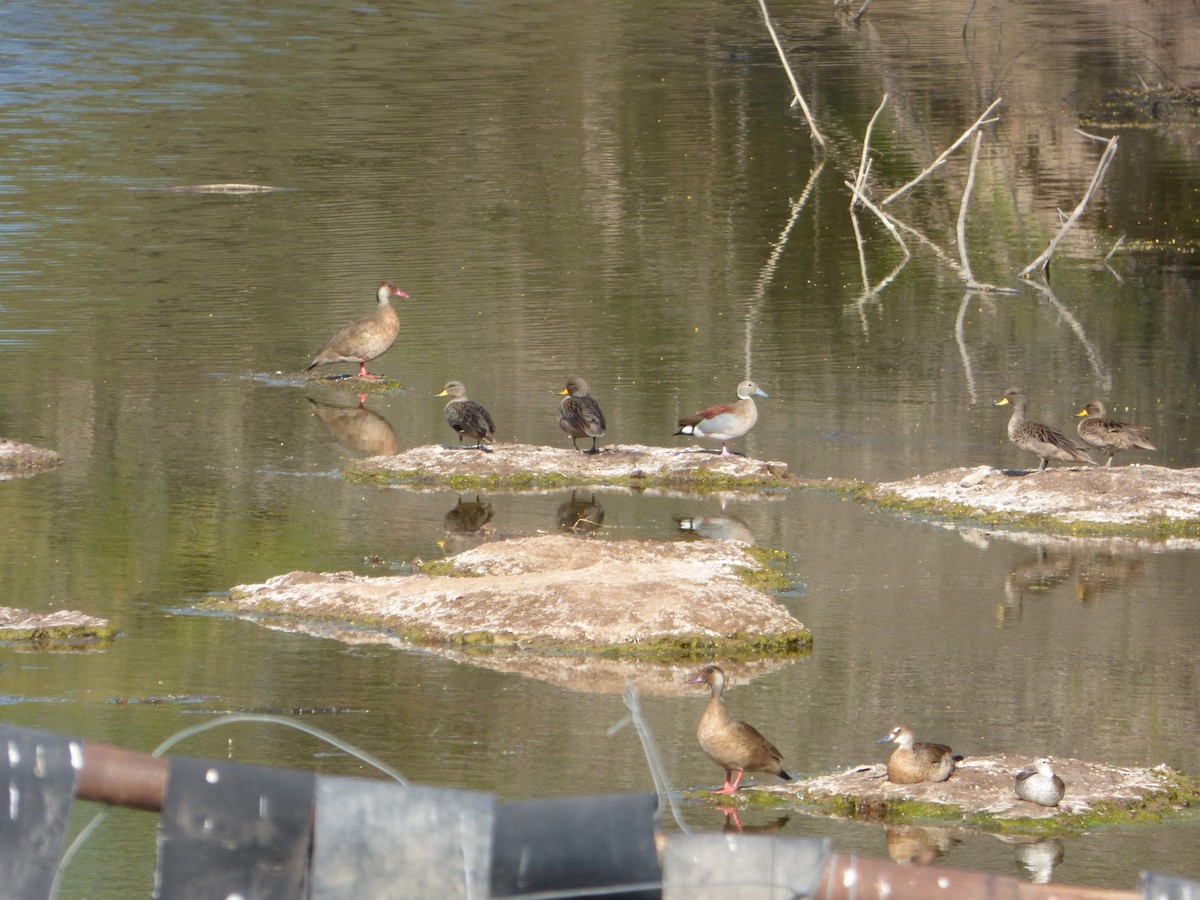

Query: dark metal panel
490;793;661;900
0;725;80;900
309;776;494;899
155;757;314;900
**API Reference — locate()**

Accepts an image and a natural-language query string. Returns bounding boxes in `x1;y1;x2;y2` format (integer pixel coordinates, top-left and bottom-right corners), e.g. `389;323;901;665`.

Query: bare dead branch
855;93;889;193
756;0;827;150
1019;131;1119;279
845;180;910;256
851;0;874;25
956;131;984;284
1104;234;1126;264
882;97;1002;206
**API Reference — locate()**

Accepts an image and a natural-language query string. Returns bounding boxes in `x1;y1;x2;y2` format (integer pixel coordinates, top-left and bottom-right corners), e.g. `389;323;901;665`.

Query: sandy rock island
867;464;1200;538
344;442;791;491
219;535;810;656
757;754;1200;835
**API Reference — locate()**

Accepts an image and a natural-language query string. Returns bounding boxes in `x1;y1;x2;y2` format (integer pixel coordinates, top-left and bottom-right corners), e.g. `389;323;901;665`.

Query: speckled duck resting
675;380;768;456
1015;757;1066;807
876;725;958;784
1075;400;1156;466
995;388;1095;472
307;282;407;381
558;376;607;454
686;664;792;795
436;381;496;451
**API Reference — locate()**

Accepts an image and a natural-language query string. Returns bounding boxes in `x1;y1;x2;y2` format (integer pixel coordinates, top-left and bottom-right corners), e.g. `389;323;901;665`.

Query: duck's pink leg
713;769;744;795
357;361;383;382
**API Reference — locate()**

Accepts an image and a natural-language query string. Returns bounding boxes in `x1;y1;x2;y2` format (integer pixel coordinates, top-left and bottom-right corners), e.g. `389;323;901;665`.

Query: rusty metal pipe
818;852;1137;900
76;741;169;812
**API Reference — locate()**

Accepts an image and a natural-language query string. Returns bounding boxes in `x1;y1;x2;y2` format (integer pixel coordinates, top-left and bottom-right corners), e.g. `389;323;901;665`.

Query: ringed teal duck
436;381;496;451
1075;401;1155;466
1015;757;1065;807
876;725;957;784
675;380;768;456
686;665;792;795
307;282;407;381
995;388;1095;472
558;376;607;454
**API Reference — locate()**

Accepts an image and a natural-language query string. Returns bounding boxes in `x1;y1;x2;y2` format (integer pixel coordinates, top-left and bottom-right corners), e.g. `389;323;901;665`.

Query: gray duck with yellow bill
876;725;958;784
1075;400;1156;465
995;388;1095;472
558;376;606;454
1015;757;1065;807
307;281;407;381
675;379;767;456
437;381;496;451
685;664;792;795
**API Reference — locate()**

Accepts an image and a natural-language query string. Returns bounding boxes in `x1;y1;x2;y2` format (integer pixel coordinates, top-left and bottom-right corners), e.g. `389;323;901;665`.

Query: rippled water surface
1;0;1199;894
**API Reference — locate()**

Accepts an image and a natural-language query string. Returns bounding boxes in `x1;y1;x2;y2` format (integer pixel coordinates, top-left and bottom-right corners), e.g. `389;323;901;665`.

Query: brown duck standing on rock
558;376;607;454
1075;401;1156;466
307;281;407;381
995;388;1095;472
685;665;792;795
876;725;959;784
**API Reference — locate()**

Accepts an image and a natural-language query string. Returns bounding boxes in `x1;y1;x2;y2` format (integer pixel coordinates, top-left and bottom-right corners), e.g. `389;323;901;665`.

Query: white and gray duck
675;379;768;456
1014;756;1065;807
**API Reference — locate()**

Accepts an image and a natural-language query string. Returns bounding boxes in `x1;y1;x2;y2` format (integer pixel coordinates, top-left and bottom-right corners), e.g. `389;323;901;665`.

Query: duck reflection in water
999;546;1077;623
675;514;755;545
308;395;398;456
1076;551;1144;603
719;809;790;834
557;491;604;533
443;495;494;535
1013;837;1064;884
885;825;957;865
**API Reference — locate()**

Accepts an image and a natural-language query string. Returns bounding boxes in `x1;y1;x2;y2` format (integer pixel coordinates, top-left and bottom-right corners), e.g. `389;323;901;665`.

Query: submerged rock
345;442;791;492
220;535;810;658
0;438;60;479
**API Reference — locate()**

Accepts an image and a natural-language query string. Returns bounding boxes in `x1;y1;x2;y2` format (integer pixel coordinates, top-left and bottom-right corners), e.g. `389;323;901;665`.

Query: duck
1014;757;1065;807
558;377;606;454
307;282;407;381
675;380;768;456
995;388;1095;472
876;725;957;784
436;381;496;451
1075;401;1156;466
685;664;792;795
